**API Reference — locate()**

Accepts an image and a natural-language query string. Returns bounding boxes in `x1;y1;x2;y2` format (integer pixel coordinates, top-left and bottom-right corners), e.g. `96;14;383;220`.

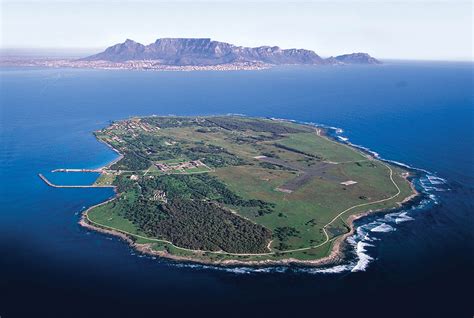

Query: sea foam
371;223;395;233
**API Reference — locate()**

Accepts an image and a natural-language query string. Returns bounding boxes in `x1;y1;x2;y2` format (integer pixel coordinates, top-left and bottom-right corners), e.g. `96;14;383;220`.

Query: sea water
0;61;472;317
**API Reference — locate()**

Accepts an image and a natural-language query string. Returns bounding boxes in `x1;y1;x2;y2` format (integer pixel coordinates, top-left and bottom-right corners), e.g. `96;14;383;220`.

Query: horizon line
1;47;473;63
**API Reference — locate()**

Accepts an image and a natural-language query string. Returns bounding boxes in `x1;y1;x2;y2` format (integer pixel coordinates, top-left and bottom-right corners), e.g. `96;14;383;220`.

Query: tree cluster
134;199;272;253
110;173;275;252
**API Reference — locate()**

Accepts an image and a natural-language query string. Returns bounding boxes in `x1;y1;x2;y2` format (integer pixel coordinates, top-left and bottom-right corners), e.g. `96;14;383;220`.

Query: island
42;116;417;266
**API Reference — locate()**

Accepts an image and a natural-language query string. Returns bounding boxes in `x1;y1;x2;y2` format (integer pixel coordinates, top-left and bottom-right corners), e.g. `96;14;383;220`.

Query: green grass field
94;173;116;186
85;116;415;263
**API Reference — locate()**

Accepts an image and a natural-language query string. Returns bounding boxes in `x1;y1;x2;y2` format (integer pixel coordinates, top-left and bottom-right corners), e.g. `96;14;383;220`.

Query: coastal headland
41;116;417;266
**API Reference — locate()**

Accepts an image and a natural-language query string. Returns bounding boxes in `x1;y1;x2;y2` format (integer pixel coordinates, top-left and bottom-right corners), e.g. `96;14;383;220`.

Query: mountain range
82;38;381;66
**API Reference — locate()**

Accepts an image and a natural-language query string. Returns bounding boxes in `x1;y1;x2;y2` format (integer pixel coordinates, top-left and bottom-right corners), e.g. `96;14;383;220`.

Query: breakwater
38;173;114;188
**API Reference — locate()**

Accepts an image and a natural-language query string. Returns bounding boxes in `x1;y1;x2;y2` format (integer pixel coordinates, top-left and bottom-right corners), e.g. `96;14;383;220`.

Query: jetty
51;168;102;173
38;173;114;188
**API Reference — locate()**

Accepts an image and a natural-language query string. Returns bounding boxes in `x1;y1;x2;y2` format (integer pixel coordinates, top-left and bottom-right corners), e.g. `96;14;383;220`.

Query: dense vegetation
111;151;150;170
134;199;271;253
111;173;274;252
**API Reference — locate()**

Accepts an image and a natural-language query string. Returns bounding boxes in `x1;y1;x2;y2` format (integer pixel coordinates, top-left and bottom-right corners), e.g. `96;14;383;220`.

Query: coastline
94;132;125;171
37;135;123;189
0;59;271;72
77;120;421;268
80;179;419;267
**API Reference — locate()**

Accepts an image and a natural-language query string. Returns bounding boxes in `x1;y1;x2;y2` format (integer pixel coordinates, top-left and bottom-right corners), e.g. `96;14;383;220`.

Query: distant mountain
327;52;381;65
82;38;380;66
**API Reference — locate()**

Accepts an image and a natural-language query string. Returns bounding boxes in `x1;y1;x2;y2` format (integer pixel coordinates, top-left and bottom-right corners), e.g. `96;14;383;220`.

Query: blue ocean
1;62;472;317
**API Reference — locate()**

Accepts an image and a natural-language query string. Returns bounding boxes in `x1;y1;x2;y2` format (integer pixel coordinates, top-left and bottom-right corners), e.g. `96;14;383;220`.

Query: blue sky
1;0;472;61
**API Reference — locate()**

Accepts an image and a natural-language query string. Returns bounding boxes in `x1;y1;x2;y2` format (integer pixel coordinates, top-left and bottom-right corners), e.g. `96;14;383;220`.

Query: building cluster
155;160;206;173
3;58;270;72
110;135;124;143
102;119;160;146
114;119;158;133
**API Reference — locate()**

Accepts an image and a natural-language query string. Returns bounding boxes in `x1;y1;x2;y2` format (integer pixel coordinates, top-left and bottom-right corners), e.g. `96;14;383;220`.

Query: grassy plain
85;116;415;263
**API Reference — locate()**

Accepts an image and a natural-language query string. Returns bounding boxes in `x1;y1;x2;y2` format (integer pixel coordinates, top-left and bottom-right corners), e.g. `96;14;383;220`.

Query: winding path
83;160;401;257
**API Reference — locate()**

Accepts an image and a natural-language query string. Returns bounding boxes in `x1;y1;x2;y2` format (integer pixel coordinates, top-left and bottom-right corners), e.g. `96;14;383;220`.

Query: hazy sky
1;0;472;61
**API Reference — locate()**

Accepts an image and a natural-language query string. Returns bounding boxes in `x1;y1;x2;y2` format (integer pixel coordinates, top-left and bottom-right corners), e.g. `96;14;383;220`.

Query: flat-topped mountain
82;38;380;66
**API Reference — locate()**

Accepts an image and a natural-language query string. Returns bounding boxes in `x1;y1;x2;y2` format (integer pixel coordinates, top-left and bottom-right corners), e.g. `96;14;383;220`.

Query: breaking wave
371;223;396;233
351;242;375;272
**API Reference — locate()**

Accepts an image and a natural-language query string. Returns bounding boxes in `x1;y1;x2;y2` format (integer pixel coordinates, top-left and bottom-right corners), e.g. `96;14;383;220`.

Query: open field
81;116;416;264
